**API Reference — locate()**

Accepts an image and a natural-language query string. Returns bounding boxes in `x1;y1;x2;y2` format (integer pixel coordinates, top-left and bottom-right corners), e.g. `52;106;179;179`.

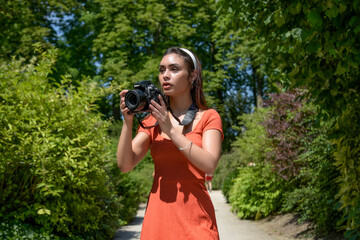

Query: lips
162;82;172;90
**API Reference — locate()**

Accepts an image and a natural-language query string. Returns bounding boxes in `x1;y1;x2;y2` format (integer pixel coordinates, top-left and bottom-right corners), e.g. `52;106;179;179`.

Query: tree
218;0;360;237
90;0;222;115
0;0;79;60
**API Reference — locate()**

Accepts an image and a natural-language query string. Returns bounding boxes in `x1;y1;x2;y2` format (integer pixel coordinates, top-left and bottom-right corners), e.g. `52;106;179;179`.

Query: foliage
108;120;154;224
0;0;79;59
282;117;342;235
217;0;360;236
0;218;61;240
1;0;268;151
214;108;270;197
332;102;360;238
229;164;287;220
213;153;239;200
232;107;271;166
89;0;224;119
0;47;137;239
263;89;315;180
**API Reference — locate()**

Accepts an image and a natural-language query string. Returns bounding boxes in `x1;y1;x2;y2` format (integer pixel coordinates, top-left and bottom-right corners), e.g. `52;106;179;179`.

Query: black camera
125;81;164;113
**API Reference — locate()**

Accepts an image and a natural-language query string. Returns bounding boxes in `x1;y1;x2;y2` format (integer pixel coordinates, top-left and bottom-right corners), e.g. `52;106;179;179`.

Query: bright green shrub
214;108;270;195
108;120;154;225
231;107;271;166
0;47;125;238
229;164;286;220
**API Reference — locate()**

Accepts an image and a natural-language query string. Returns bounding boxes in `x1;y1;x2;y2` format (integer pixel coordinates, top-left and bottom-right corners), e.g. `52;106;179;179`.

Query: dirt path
113;190;276;240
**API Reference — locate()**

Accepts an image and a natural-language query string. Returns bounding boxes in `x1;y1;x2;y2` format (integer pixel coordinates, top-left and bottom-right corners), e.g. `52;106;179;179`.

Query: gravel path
113;190;276;240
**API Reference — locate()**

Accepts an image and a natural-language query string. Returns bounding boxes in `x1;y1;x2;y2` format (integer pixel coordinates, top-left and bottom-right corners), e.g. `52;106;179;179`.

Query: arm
150;96;222;173
116;90;151;172
168;128;222;174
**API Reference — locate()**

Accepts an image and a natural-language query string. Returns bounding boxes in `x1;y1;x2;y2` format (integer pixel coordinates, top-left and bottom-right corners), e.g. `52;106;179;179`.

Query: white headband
180;48;197;70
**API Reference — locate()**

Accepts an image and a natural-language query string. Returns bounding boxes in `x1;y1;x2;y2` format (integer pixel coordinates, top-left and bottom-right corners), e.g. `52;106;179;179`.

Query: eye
171;67;179;72
159;67;165;73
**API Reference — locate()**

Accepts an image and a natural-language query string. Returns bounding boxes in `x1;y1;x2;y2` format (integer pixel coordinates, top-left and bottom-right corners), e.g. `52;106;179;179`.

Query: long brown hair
162;47;208;110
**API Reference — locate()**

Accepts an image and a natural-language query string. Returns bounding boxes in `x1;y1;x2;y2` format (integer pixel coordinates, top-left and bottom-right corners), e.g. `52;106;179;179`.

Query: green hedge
0;47;140;239
218;90;345;237
214;108;271;196
229;164;286;220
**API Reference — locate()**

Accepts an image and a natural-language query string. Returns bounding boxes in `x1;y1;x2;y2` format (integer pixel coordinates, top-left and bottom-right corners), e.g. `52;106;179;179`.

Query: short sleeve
137;114;157;140
203;109;224;141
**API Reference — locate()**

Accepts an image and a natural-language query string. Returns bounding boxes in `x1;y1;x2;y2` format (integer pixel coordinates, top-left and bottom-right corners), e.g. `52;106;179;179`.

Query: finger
158;95;166;107
150;99;161;111
149;104;164;120
119;90;128;98
120;101;129;111
149;103;159;113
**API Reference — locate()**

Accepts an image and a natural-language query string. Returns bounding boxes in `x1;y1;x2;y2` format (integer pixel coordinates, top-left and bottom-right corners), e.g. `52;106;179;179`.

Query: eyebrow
159;63;181;68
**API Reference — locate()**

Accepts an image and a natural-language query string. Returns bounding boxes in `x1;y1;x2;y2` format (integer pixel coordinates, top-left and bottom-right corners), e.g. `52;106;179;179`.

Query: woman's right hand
120;90;134;122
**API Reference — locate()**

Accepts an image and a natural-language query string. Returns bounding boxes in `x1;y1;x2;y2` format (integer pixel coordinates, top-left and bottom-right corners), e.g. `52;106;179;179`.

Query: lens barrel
125;89;148;112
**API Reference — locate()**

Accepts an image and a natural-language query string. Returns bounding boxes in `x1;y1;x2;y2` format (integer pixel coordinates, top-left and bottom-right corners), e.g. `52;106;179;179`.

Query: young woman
117;47;223;239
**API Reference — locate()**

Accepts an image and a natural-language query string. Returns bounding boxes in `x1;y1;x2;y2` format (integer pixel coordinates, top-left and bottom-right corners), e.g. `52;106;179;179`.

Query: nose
163;68;171;80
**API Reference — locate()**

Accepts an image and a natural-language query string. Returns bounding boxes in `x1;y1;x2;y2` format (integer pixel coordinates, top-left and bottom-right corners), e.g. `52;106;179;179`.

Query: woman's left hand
150;95;173;135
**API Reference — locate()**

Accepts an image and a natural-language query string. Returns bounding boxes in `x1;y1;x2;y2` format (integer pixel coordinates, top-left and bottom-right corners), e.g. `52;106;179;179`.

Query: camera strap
136;115;159;129
137;103;198;129
169;103;198;126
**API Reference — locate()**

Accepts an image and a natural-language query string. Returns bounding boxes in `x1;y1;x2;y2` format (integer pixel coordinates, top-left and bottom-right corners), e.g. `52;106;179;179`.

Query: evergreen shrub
0;47;139;239
229;164;287;220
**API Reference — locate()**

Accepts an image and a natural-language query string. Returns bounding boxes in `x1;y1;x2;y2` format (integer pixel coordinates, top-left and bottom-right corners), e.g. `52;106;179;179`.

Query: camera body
125;81;164;113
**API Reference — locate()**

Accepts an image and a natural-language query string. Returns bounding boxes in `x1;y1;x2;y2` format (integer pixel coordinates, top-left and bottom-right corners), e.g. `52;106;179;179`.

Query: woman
117;47;223;239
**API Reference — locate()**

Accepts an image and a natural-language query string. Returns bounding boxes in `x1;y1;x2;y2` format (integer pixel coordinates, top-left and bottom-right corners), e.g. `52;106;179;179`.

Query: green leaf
330;88;338;96
349;16;360;27
274;10;285;27
306;40;321;53
325;7;339;18
307;10;323;27
37;208;51;215
354;25;360;34
291;28;303;41
335;62;347;75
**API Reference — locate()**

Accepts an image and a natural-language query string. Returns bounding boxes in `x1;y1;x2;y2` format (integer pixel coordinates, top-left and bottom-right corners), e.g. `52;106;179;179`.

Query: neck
169;94;193;116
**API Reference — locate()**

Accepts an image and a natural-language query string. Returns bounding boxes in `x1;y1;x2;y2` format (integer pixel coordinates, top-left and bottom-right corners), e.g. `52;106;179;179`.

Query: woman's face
158;53;192;97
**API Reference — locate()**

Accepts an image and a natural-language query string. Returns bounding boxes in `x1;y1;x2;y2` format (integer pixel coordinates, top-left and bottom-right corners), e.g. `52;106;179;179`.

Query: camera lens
125;89;147;112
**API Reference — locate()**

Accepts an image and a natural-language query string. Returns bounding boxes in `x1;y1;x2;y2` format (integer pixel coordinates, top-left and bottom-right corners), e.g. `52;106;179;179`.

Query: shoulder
201;109;223;140
137;113;157;136
141;113;156;125
202;109;222;123
200;108;223;137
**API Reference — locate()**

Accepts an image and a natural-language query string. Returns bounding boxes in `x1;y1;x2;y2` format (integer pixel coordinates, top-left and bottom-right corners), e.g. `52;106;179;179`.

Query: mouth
162;83;172;90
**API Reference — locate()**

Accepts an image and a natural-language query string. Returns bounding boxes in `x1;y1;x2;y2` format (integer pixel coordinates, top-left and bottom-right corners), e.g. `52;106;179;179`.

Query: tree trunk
251;63;264;108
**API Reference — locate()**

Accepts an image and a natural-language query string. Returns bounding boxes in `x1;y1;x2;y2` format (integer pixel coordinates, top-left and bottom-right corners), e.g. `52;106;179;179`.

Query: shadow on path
113;191;275;240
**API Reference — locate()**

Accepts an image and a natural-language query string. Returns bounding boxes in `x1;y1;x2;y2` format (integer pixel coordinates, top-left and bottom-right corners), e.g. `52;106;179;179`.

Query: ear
190;70;197;81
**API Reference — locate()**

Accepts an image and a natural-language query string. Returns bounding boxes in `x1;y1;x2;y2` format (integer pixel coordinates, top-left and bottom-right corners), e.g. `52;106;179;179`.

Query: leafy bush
231;107;271;166
229;164;287;220
281;116;342;235
0;218;60;240
332;101;360;239
108;120;154;224
214;108;270;197
0;47;136;238
263;89;314;180
219;160;239;202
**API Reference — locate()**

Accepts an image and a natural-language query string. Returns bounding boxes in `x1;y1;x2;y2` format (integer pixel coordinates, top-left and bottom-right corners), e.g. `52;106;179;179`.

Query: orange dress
138;109;223;240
